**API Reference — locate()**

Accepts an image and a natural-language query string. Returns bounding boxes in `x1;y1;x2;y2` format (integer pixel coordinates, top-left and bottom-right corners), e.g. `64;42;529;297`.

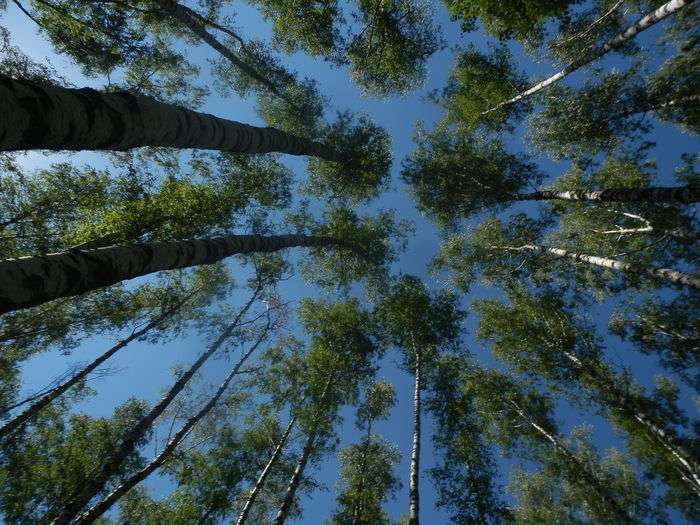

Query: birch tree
329;381;399;525
43;260;280;524
0;74;337;159
482;0;694;114
403;130;699;228
0;232;346;315
375;275;464;525
475;288;700;518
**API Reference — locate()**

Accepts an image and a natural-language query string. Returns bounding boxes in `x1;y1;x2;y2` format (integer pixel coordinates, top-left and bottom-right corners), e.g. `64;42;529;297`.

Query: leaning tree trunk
47;288;261;525
156;0;291;105
561;350;700;496
514;185;700;204
235;416;297;525
0;233;343;315
482;0;693;114
0;291;195;440
72;324;270;524
0;75;337;159
510;401;634;525
500;244;700;290
408;350;421;525
273;377;333;525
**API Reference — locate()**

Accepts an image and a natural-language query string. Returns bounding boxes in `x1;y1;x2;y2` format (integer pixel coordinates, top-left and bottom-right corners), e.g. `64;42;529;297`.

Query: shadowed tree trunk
155;0;293;106
500;244;700;290
513;185;700;204
47;287;262;525
0;234;343;315
408;349;421;525
350;418;373;525
235;416;297;525
72;323;271;524
273;377;333;525
482;0;693;114
0;75;337;159
0;291;195;440
510;401;635;524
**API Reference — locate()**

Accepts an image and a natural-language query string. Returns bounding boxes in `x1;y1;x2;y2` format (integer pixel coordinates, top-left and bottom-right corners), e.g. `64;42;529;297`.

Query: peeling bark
408;349;421;525
0;233;343;315
0;75;337;159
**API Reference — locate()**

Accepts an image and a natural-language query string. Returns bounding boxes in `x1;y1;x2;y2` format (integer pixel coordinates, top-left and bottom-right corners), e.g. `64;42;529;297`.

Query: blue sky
2;1;698;523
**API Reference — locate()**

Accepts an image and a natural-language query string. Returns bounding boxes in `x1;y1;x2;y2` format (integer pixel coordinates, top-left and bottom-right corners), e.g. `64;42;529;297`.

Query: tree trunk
272;377;333;525
560;350;700;496
0;292;194;440
235;416;297;525
408;350;421;525
155;0;290;104
47;288;261;525
72;324;270;524
510;401;634;524
515;185;700;204
0;75;337;159
482;0;692;114
351;421;372;525
500;244;700;290
0;233;343;315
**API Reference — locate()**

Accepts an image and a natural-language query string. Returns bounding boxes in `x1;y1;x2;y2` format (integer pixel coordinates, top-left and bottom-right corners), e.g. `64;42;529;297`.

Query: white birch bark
482;0;693;114
500;244;700;290
408;349;421;525
515;185;700;204
234;416;297;525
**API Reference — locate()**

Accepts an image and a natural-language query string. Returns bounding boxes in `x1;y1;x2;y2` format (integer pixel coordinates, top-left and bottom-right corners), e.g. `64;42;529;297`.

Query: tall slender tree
375;275;464;525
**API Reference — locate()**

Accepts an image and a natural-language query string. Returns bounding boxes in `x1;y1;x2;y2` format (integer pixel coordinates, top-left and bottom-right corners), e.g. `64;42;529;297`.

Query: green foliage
291;206;410;290
427;354;510;524
435;45;531;131
0;398;150;523
374;275;464;366
307;112;392;203
402;128;540;228
443;0;577;41
329;438;401;525
347;0;442;96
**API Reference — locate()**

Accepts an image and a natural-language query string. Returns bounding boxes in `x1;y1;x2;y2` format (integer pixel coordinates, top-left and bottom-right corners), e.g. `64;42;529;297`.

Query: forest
0;0;698;523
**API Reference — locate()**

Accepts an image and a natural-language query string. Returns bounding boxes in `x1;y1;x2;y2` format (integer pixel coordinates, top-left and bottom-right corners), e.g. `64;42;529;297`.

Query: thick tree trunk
47;288;261;525
235;416;297;525
0;233;343;315
501;244;700;290
72;325;270;524
408;350;421;525
482;0;693;114
560;350;700;496
0;292;193;440
510;401;634;524
0;75;337;159
515;185;700;204
273;377;333;525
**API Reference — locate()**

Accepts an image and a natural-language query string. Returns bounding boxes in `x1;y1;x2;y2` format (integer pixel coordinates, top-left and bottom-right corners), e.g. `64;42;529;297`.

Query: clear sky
2;1;698;523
